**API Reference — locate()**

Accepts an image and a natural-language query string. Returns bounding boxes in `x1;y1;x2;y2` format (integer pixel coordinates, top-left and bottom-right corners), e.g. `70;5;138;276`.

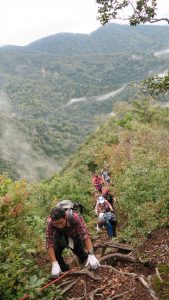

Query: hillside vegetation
0;97;169;299
0;24;169;180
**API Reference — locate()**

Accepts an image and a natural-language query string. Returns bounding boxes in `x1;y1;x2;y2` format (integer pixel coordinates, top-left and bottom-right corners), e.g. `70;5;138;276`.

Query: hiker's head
50;207;66;229
103;188;110;194
98;196;105;204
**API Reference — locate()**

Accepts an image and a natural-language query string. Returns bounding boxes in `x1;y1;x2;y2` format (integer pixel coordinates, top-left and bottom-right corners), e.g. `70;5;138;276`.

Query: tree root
68;287;104;300
100;264;137;277
61;279;79;295
89;287;104;300
155;267;163;283
99;253;137;264
138;275;159;300
138;256;154;267
94;242;133;253
107;288;136;300
57;279;75;289
68;269;101;281
101;265;159;300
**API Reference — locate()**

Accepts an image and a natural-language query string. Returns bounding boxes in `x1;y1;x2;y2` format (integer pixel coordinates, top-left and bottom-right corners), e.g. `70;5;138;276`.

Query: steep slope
1;99;169;299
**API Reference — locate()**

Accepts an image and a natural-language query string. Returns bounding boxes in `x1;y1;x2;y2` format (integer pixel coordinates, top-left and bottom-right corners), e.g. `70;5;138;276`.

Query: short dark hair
50;207;66;220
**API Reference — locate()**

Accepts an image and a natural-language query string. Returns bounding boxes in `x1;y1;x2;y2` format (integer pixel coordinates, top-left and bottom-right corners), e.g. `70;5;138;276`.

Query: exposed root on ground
137;275;159;300
50;227;169;299
68;269;101;281
94;242;133;253
99;252;137;263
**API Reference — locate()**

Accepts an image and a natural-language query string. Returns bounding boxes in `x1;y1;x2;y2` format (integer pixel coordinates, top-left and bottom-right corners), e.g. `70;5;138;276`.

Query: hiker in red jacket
46;207;100;278
92;173;103;193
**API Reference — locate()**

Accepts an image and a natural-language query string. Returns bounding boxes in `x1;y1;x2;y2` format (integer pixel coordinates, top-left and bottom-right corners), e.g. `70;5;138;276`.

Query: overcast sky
0;0;169;46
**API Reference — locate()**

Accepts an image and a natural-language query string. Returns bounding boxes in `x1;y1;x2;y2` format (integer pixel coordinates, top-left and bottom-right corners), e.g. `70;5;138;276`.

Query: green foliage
0;174;12;196
151;264;169;300
84;159;98;172
140;71;169;97
1;24;169;180
132;97;156;123
116;112;133;129
96;0;167;26
0;177;50;299
1;98;169;298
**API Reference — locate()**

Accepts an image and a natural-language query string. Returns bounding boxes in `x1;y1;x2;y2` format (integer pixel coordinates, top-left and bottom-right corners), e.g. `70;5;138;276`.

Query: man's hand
51;261;61;278
85;254;100;270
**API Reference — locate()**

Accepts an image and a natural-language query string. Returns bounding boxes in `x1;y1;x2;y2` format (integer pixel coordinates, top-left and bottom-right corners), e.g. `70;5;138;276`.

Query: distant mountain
27;23;169;55
0;24;169;181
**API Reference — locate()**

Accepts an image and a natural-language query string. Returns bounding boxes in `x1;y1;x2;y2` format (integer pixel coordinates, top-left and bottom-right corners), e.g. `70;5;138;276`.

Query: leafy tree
96;0;169;25
140;71;169;97
96;0;169;96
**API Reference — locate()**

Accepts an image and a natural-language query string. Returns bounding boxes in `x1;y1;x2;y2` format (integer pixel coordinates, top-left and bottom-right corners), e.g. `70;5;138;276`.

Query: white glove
51;261;61;278
68;237;74;250
85;254;100;270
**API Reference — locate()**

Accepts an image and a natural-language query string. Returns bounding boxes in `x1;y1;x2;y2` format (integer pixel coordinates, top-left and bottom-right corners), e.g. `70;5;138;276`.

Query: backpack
56;200;84;226
99;211;117;223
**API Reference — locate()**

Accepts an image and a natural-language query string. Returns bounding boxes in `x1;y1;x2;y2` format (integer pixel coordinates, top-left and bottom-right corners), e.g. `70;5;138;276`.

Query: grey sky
0;0;168;46
0;0;100;46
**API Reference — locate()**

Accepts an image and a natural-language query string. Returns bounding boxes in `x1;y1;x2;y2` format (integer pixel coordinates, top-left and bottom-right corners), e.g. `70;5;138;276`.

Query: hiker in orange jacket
92;173;103;193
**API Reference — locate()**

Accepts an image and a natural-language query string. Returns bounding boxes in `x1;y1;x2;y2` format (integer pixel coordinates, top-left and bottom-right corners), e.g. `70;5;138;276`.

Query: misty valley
0;23;169;181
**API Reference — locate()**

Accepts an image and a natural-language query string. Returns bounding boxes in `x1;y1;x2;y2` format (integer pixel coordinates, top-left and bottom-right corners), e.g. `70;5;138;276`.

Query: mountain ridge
0;23;169;180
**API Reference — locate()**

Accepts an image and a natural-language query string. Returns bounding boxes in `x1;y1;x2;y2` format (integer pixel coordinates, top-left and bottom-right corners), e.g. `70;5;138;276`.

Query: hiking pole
18;270;71;300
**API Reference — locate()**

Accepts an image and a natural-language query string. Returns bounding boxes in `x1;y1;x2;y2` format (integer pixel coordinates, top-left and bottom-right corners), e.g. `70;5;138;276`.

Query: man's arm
107;200;114;211
95;203;99;215
84;237;93;253
48;246;57;263
46;217;57;262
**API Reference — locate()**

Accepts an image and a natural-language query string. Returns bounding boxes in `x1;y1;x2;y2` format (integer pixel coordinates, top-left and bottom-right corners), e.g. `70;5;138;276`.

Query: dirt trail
37;186;169;299
48;227;168;300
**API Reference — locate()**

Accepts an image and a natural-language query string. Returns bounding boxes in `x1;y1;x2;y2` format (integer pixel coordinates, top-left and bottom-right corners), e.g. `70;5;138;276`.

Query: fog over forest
0;91;58;181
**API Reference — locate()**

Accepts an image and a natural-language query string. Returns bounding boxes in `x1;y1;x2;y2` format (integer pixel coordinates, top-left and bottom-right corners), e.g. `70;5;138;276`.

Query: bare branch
150;18;169;24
